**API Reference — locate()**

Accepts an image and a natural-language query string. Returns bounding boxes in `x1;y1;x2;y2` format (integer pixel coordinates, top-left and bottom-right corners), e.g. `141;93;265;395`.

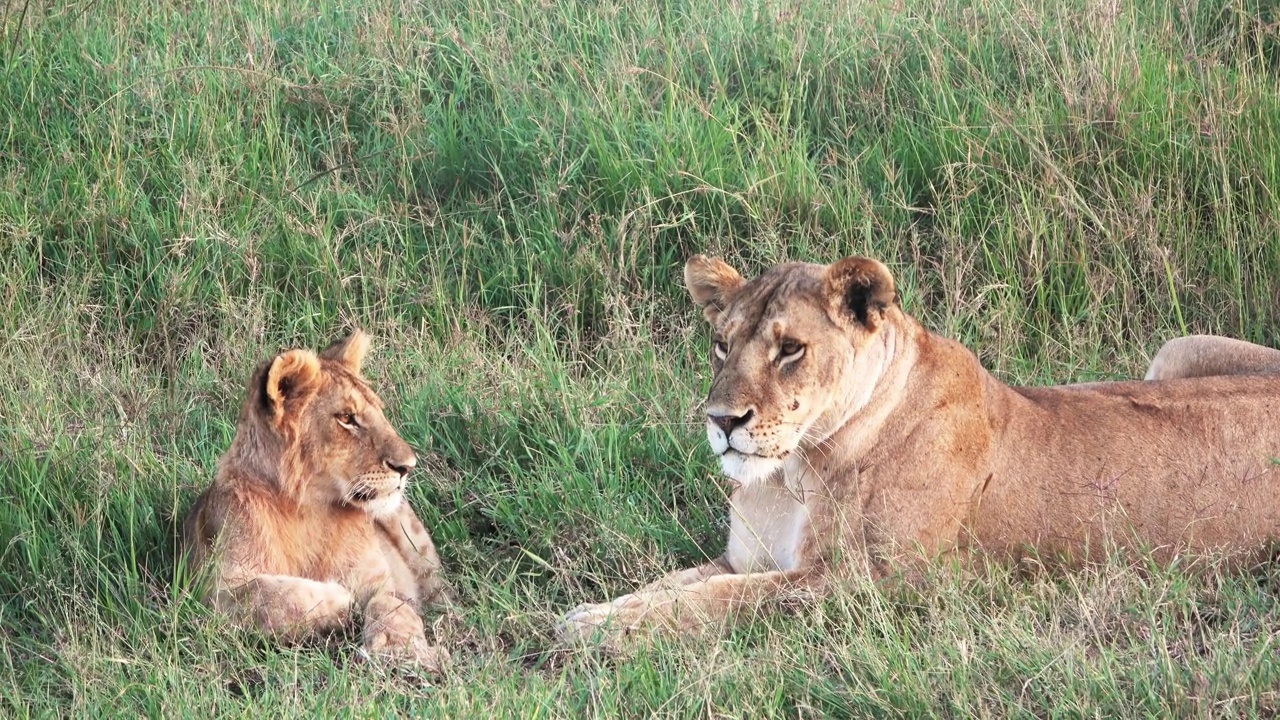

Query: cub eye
713;340;729;360
336;412;358;428
778;341;805;361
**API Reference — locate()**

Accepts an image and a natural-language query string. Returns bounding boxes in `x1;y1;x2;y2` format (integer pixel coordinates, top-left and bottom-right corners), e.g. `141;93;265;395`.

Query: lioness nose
385;455;416;477
708;410;753;434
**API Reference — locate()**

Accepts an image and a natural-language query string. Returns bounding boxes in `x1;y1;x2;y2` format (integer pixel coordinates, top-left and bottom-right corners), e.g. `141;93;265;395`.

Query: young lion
562;255;1280;644
183;331;453;670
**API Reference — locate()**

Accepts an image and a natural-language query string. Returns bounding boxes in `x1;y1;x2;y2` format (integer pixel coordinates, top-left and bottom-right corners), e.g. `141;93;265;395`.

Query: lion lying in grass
183;331;453;670
562;255;1280;644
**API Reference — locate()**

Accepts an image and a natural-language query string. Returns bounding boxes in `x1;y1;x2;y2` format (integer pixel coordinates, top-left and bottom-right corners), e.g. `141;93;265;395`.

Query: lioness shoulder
562;255;1280;645
183;331;453;670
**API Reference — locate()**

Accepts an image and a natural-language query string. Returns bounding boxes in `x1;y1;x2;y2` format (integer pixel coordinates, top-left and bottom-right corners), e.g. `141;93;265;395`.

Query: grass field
3;0;1280;715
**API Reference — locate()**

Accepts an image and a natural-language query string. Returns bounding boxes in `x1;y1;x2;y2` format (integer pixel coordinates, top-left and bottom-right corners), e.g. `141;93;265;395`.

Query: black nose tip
708;410;753;434
385;457;416;477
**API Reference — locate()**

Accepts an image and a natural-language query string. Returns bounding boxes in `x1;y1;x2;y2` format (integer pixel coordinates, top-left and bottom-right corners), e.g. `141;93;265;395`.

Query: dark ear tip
825;256;897;326
252;360;274;413
829;255;893;280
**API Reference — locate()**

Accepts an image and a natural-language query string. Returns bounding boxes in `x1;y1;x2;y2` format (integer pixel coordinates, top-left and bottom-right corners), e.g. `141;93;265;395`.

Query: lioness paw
558;602;635;646
558;593;669;647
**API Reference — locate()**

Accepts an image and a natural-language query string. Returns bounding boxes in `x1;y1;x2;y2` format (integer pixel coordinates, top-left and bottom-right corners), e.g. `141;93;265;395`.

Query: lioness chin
561;255;1280;646
183;331;453;670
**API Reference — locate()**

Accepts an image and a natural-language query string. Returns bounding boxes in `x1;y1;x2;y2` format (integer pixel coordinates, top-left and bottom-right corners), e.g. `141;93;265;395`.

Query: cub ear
262;349;322;423
320;329;370;374
823;256;897;329
684;255;745;322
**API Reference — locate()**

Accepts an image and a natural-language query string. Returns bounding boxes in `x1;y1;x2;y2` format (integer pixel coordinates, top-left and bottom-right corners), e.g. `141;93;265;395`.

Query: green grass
3;0;1280;715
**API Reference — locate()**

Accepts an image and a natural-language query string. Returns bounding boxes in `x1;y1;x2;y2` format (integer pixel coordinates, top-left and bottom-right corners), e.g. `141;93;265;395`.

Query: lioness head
685;255;899;484
239;330;417;517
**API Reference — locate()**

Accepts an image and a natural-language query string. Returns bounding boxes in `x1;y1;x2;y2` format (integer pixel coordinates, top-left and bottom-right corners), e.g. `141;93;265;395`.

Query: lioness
1146;335;1280;380
183;331;453;670
562;255;1280;643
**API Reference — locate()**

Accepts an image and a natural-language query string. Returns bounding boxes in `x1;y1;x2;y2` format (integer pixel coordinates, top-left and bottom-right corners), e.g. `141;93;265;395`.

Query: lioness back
972;375;1280;560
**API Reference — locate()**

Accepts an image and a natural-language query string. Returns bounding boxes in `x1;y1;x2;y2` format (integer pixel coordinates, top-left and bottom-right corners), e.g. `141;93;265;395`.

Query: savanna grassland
3;0;1280;715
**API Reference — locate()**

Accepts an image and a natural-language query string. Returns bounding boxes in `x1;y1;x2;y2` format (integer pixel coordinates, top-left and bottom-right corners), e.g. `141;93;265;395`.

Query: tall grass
2;0;1279;714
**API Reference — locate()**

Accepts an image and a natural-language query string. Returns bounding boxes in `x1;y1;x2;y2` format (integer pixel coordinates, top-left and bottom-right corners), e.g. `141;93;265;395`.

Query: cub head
684;255;899;484
240;330;417;518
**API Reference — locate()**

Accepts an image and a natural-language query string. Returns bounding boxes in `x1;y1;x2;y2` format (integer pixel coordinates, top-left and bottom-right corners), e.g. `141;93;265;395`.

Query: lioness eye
337;413;358;428
779;341;804;359
713;340;729;360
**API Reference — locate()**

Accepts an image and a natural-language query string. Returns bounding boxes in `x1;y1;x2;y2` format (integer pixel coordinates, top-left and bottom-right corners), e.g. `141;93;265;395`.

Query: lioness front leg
213;574;354;640
560;561;817;646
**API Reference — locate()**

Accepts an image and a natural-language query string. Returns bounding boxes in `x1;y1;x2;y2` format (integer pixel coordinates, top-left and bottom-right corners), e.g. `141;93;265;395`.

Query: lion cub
183;331;453;670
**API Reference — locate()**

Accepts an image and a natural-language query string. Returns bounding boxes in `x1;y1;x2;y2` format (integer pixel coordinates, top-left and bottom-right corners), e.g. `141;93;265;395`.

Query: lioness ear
823;257;897;329
263;349;322;422
684;255;745;322
320;330;370;374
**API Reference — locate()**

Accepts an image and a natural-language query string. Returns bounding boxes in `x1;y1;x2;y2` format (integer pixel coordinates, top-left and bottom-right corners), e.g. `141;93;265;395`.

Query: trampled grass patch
2;0;1279;715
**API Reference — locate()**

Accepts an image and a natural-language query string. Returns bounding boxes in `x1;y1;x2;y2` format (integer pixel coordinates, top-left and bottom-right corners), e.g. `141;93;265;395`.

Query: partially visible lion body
1146;334;1280;380
563;257;1280;642
184;331;451;669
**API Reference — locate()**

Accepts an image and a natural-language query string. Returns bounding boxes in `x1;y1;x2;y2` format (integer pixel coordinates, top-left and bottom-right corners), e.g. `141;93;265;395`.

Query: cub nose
385;454;417;477
708;409;754;435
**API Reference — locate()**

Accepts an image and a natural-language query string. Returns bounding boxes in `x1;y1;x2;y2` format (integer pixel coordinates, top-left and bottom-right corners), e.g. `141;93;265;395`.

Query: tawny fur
562;256;1280;646
1145;334;1280;380
183;331;453;670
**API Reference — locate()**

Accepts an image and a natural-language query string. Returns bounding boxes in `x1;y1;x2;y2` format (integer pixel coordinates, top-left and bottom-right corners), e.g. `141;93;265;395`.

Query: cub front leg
349;549;451;673
560;560;817;646
213;574;354;640
360;591;449;672
375;502;456;608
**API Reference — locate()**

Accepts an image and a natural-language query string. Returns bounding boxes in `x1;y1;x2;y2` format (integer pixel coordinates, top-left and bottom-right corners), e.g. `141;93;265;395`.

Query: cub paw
364;633;450;674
